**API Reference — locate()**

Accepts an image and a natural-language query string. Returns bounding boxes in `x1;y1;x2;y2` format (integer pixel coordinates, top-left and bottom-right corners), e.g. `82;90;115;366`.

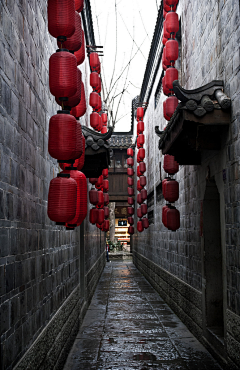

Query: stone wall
0;1;104;369
133;0;240;368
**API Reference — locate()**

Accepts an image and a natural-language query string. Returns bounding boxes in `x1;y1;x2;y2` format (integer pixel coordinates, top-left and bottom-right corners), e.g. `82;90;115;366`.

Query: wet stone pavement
64;261;222;370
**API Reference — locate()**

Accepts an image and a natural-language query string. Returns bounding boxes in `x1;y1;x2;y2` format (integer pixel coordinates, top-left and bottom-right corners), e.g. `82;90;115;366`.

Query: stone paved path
64;261;222;370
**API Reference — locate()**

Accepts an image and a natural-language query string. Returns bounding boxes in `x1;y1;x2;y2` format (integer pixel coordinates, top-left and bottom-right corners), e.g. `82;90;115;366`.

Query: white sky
91;0;161;132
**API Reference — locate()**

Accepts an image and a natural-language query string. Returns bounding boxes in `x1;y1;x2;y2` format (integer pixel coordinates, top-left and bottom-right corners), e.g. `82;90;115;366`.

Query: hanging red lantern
89;178;98;185
57;12;82;51
162;76;171;96
128;226;134;235
127;158;134;167
128;216;134;225
140;176;146;187
74;29;85;65
137;180;143;192
137;220;144;232
136;107;144;121
137;208;142;218
90;52;100;72
48;112;82;160
163;0;177;12
163;155;179;174
137;166;141;178
89;91;99;109
165;96;178;120
166;11;179;35
162;178;171;198
127;168;134;176
128;197;134;205
95;175;103;189
127;148;134;156
49;51;77;99
165;67;178;90
127;177;134;186
162;205;169;226
141;203;147;216
59;135;85;171
48;0;75;41
103;179;109;192
138;134;145;146
166;39;179;63
139;162;146;174
90;72;99;90
101;126;107;134
141;188;147;201
97;208;105;225
102;168;108;178
162;47;171;69
165;0;178;7
162;36;168;47
89;188;98;205
163;100;171;121
104;206;109;218
137;121;144;134
71;81;87;117
137;154;141;163
163;20;171;40
90;112;100;129
48;174;77;223
75;0;84;12
104;193;109;205
166;207;180;231
102;113;108;125
128;187;134;196
90;207;98;224
96;223;104;230
128;207;134;215
56;69;82;109
102;219;109;232
137;193;143;205
142;217;149;229
138;148;145;160
96;191;104;208
164;180;179;203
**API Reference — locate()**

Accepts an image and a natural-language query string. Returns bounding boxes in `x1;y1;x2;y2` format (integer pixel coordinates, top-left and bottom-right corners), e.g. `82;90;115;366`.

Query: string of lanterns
47;0;88;230
136;107;149;232
127;148;135;235
162;0;180;231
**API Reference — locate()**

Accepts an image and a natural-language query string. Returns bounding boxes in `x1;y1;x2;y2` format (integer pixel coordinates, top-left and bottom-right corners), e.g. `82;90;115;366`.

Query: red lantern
163;76;171;96
128;197;134;205
64;170;87;226
103;179;109;192
89;91;99;109
166;207;180;231
127;158;134;167
90;207;98;224
163;100;171;121
163;155;179;174
127;168;134;176
127;177;134;186
141;189;147;201
49;51;77;99
57;12;82;52
89;188;98;205
95;175;103;189
97;208;105;225
163;0;177;12
166;11;179;35
141;203;147;216
137;180;143;192
140;176;146;187
163;20;171;40
104;206;109;218
71;81;86;117
56;69;82;108
164;180;179;203
137;121;144;134
138;148;145;160
137;107;144;121
48;0;75;40
90;52;100;72
138;134;145;146
137;220;144;232
104;193;109;205
96;191;104;208
128;187;134;196
75;0;84;12
166;39;179;63
128;216;134;225
102;169;108;178
165;0;178;7
139;162;146;174
128;226;134;235
137;208;142;218
90;112;100;129
164;96;178;120
142;217;149;229
102;219;109;232
48;174;77;223
137;193;143;205
137;166;141;178
101;126;107;134
90;72;99;90
165;67;178;90
89;178;98;185
101;113;108;124
162;47;170;69
128;207;134;215
48;112;82;160
162;205;169;226
162;178;171;198
74;29;85;65
127;148;134;156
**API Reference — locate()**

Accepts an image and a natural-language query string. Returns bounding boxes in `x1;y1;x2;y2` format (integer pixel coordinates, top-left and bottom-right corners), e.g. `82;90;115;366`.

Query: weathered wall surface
133;0;240;368
0;1;104;369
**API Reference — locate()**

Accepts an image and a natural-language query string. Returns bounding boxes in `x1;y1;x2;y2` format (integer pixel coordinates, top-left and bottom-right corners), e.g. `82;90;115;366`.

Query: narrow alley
64;261;222;370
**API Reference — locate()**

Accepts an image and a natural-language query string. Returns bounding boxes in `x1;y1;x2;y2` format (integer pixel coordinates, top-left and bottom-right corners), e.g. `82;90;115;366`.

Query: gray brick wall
0;1;104;369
